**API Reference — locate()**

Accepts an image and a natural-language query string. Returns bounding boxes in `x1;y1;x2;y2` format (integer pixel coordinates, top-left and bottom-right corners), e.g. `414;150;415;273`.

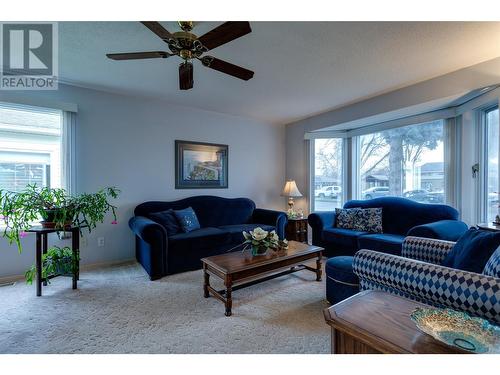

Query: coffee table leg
316;254;322;281
203;264;210;298
225;277;233;317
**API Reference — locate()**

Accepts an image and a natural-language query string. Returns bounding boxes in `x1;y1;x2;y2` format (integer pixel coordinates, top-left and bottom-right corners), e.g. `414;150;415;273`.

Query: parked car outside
362;186;389;200
403;189;429;203
425;191;445;204
315;185;342;199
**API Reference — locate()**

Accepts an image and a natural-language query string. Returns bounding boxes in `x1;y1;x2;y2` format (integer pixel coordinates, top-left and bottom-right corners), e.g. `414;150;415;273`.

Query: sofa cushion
334;208;359;230
169;227;227;241
134;196;256;227
148;209;181;236
344;197;459;235
174;207;201;233
218;224;275;243
483;246;500;277
357;233;405;255
441;228;500;273
322;227;369;255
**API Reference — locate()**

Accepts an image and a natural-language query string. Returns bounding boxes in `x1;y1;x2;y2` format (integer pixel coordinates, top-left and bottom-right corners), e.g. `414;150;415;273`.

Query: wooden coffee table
324;290;466;354
201;241;323;316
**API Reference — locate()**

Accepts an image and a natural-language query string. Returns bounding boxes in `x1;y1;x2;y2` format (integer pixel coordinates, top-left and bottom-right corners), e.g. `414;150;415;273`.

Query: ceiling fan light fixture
107;21;254;90
179;61;194;90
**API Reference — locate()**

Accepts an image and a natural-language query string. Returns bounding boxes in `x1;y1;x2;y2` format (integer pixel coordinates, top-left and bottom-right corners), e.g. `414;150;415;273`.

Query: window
0;103;63;192
312;138;344;211
356;120;445;203
485;107;499;223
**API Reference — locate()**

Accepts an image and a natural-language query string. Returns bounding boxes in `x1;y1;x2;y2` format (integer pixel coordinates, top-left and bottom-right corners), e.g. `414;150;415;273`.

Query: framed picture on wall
175;140;228;189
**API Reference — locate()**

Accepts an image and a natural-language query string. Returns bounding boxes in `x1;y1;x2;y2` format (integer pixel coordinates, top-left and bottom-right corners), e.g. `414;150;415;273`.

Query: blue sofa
129;196;287;280
308;197;468;258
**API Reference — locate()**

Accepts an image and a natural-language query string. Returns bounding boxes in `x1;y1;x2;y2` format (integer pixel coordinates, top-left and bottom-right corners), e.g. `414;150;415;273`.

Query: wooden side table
285;218;308;243
323;290;466;354
26;225;82;297
477;223;500;232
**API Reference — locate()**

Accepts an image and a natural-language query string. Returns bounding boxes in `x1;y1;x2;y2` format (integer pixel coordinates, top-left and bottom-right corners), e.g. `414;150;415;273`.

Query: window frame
352;119;448;203
478;104;500;223
309;137;347;212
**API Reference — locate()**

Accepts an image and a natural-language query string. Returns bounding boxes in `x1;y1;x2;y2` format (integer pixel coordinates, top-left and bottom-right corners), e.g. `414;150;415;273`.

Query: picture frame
175;140;228;189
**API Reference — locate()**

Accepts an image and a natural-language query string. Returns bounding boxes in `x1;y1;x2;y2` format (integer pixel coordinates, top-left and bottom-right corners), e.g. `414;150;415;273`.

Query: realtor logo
0;22;58;90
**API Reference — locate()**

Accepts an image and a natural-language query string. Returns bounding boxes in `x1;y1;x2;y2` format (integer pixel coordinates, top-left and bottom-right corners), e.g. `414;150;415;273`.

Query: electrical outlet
97;237;105;247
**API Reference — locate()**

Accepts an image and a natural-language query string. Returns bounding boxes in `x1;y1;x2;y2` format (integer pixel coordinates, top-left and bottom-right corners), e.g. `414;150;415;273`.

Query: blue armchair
129;196;287;280
353;236;500;324
308;197;468;257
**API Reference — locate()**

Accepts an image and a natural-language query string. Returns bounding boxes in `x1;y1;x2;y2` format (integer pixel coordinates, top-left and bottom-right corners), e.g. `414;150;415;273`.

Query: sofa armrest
407;219;468;242
252;208;288;239
307;211;335;246
401;236;456;264
353;249;500;324
129;216;167;244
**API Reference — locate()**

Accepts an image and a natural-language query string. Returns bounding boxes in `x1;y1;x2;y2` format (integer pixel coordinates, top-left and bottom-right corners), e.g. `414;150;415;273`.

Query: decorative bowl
410;307;500;353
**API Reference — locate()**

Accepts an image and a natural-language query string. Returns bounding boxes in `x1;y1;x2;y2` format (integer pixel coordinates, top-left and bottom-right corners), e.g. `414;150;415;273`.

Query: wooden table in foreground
323;290;466;354
201;241;323;316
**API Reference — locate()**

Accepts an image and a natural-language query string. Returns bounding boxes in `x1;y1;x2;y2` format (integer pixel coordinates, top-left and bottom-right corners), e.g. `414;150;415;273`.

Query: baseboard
0;258;137;286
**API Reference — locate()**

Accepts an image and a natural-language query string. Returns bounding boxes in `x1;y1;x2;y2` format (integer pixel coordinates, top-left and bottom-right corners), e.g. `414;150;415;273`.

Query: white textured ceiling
58;21;500;124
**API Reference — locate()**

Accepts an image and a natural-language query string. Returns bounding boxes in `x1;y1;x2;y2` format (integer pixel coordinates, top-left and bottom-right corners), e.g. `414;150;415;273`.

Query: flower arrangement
242;227;288;256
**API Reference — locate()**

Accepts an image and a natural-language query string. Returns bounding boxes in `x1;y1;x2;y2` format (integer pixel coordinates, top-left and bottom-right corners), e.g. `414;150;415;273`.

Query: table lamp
281;180;302;214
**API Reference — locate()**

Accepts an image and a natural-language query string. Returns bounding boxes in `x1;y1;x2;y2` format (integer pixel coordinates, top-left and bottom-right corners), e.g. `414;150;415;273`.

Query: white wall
0;84;286;278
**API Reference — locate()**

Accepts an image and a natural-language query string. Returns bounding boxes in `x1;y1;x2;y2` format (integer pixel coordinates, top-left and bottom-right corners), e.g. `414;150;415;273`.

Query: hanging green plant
25;246;79;285
0;184;120;252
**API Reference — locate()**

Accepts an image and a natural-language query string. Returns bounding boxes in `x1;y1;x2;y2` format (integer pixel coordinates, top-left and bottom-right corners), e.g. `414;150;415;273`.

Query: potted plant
242;227;288;256
25;246;79;285
0;184;120;252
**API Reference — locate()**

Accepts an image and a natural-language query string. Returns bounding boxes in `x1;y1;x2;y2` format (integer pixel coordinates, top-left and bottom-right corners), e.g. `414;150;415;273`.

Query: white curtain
444;116;461;211
62;110;76;195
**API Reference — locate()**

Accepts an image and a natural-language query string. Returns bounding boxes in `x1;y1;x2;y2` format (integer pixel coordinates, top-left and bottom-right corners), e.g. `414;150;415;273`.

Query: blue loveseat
129;196;287;280
308;197;467;258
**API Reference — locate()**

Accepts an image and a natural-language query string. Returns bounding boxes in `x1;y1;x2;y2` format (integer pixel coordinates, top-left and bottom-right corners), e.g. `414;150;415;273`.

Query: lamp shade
281;180;302;197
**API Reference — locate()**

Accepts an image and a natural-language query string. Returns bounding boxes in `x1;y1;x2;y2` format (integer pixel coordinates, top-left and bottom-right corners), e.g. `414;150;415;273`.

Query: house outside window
356;120;445;204
0;103;63;192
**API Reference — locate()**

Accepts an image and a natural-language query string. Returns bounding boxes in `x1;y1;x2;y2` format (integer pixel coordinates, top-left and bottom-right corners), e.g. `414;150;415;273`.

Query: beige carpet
0;261;330;354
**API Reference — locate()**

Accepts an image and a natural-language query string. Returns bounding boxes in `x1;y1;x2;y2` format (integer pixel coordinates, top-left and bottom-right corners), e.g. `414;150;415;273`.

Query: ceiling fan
106;21;254;90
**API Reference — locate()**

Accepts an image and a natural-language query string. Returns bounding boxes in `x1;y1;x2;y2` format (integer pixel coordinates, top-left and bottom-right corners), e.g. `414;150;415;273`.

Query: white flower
251;227;268;241
242;231;251;240
270;231;279;242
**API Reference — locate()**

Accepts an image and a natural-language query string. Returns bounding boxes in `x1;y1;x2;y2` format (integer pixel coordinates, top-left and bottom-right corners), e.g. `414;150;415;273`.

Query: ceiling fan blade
179;62;194;90
106;51;170;60
141;21;175;42
197;22;251;51
201;56;254;81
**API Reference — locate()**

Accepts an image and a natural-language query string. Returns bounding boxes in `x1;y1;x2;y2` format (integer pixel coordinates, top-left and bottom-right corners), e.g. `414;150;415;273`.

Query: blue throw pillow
174;207;201;233
483;245;500;278
148;209;181;236
441;228;500;273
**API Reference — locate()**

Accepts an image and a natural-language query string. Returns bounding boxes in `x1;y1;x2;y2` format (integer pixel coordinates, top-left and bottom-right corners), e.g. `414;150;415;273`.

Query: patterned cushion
335;207;382;233
402;236;455;264
483;246;500;278
173;207;201;233
335;208;358;230
353;249;500;323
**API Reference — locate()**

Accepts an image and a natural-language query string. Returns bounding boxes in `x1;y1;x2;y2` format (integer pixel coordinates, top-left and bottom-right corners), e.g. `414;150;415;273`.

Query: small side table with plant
0;184;120;296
